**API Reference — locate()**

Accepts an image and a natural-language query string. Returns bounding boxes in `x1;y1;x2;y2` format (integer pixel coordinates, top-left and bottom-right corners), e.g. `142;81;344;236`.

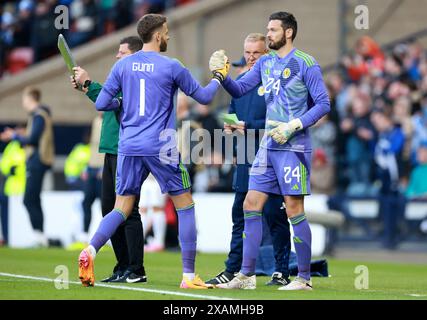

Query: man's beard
160;38;168;52
268;36;286;50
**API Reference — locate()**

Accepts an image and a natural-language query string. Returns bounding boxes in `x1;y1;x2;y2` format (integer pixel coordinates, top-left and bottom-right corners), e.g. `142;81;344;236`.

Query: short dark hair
120;36;143;53
23;86;41;102
137;14;167;43
269;11;298;41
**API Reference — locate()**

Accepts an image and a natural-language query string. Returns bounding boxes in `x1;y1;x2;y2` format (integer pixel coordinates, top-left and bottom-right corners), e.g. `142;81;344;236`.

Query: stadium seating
6;48;34;75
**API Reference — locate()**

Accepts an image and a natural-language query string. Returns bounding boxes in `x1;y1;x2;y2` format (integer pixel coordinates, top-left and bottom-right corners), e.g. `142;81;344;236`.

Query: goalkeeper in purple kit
78;14;228;288
210;12;330;290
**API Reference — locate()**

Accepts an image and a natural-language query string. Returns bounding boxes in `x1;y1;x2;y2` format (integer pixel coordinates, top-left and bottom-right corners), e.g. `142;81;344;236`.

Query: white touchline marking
0;272;235;300
406;294;427;297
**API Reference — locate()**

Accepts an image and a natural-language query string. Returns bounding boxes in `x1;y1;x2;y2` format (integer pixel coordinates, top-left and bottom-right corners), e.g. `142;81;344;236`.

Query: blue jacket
229;71;266;192
374;126;405;193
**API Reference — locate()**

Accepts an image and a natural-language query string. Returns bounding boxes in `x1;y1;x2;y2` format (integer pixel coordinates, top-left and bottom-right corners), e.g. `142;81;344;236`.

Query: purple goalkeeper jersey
95;50;220;156
223;48;330;152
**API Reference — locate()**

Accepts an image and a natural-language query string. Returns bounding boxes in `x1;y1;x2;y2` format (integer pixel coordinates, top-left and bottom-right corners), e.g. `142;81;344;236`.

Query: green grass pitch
0;247;426;300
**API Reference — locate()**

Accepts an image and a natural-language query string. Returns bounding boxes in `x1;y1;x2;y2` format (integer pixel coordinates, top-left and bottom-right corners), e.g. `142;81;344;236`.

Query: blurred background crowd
323;36;427;198
0;0;195;77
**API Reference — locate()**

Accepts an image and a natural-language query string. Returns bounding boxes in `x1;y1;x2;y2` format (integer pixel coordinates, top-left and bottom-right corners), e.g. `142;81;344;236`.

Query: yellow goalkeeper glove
267;118;303;145
209;50;230;82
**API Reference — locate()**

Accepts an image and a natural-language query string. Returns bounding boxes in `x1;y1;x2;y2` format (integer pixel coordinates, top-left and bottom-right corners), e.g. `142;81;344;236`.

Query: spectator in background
406;140;427;256
342;36;385;82
340;92;376;195
0;86;55;247
13;1;34;47
0;0;193;77
392;96;413;182
405;141;427;199
133;0;166;18
114;0;134;30
383;54;403;82
411;95;427;164
192;152;231;193
205;151;233;193
145;0;167;13
68;0;98;48
327;72;351;121
176;91;201;183
386;80;411;102
31;1;60;62
405;42;424;82
59;0;74;5
325;73;352;190
97;0;117;36
0;4;15;76
0;139;26;246
371;109;405;249
310;114;336;194
194;103;221;150
64;140;91;190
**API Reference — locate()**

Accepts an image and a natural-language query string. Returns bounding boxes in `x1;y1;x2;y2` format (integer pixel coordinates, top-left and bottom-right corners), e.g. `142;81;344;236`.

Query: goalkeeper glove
209;50;230;82
267;118;303;145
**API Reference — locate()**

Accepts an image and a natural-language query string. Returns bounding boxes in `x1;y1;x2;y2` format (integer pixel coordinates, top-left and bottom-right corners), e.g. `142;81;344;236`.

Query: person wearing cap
206;33;291;287
231;56;248;75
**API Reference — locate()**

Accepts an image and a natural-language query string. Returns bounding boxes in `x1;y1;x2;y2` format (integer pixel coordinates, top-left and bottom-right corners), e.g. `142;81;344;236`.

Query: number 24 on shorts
283;166;300;183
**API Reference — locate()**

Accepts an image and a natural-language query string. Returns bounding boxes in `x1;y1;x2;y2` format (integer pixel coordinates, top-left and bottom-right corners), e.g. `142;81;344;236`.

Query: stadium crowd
322;36;427;198
315;36;427;249
0;0;195;77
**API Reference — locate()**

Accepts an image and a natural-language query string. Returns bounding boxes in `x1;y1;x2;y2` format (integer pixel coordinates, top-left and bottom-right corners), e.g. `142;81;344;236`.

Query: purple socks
290;213;312;280
241;211;263;275
89;209;126;252
176;203;197;273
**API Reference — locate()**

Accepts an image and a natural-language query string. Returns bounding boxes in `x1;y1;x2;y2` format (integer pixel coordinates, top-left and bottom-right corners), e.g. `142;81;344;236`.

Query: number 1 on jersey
139;79;145;116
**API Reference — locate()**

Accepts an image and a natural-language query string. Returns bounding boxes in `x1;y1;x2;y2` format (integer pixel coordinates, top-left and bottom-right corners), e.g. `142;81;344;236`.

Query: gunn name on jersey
132;62;154;72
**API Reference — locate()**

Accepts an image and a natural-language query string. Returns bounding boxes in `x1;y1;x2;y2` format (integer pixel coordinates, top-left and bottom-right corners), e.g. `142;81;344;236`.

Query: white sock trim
87;245;97;259
183;272;195;280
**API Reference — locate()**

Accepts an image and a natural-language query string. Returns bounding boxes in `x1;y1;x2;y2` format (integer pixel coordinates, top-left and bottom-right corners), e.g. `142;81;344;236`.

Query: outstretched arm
12;115;45;146
173;63;221;105
190;79;221;105
221;60;262;98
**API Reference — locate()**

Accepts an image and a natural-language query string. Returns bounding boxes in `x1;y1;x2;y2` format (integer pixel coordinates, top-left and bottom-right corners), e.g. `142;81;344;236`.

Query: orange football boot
78;248;95;287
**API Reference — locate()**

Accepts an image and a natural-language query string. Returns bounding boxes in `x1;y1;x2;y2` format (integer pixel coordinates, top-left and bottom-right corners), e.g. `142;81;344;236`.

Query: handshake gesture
209;50;230;82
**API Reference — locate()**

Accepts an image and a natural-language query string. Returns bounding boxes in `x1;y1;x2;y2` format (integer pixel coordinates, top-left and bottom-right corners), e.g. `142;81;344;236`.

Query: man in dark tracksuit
70;37;146;283
206;33;291;286
0;87;54;247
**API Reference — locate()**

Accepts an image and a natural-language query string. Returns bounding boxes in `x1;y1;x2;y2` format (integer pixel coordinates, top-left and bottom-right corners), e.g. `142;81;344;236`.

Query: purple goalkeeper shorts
116;153;191;196
248;147;311;196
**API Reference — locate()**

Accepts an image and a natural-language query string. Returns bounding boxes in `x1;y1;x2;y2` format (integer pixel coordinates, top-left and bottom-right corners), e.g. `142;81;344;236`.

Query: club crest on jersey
283;68;291;79
257;86;265;96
